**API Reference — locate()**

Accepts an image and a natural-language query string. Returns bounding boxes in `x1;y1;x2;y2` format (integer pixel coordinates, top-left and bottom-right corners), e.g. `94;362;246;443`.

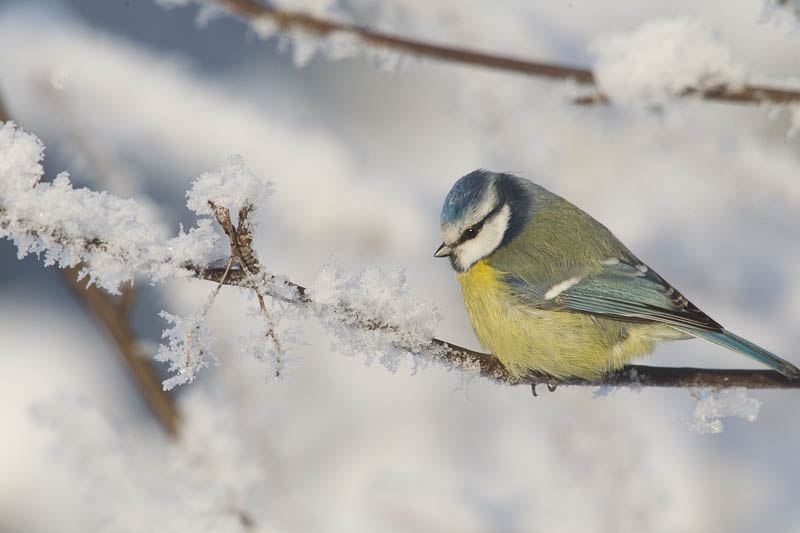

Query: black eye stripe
461;223;481;241
458;202;505;244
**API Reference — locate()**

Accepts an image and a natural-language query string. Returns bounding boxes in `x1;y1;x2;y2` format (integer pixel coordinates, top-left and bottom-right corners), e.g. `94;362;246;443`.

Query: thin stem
62;266;182;436
212;0;800;106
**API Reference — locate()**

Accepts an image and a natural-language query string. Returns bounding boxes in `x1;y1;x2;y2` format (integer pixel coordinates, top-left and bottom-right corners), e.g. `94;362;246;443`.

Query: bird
434;169;800;381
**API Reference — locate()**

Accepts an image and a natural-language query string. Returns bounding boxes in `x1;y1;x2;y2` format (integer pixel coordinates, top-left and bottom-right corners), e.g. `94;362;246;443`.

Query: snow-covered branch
2;121;798;394
196;263;800;391
196;0;800;107
0;122;223;294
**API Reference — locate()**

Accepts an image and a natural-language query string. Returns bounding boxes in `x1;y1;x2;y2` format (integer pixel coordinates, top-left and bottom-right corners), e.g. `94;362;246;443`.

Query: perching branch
211;0;800;106
195;263;800;390
2;126;796;391
192;208;800;390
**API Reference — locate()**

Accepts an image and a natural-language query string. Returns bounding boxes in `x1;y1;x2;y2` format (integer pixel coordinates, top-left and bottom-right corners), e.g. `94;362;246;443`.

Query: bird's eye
463;225;479;240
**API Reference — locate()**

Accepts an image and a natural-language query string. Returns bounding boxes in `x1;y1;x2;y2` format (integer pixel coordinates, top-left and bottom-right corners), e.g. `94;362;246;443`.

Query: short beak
434;243;452;258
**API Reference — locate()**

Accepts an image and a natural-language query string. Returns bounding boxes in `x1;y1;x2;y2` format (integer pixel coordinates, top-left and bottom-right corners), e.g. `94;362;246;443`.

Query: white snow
0;122;230;293
155;310;219;391
186;154;274;218
686;387;762;434
309;259;442;372
3;2;800;532
34;391;271;533
0;121;45;193
591;18;746;107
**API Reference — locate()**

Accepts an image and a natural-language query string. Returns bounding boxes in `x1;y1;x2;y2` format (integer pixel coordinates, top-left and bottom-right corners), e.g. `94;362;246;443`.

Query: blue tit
434;169;800;381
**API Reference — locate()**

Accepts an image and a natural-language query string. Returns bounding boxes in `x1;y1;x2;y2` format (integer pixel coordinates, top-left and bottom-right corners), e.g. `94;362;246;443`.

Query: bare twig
210;201;261;274
210;0;800;106
210;204;283;374
62;265;181;436
210;201;268;313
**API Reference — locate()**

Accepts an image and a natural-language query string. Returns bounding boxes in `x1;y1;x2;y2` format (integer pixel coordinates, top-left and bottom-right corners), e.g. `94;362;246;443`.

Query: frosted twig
0;103;180;436
210;202;283;376
155;263;230;391
205;0;800;106
2;120;797;391
195;264;800;390
209;200;268;313
210;201;260;275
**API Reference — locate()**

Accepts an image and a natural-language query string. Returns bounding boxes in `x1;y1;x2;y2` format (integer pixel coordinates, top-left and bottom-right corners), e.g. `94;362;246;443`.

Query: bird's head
435;170;532;272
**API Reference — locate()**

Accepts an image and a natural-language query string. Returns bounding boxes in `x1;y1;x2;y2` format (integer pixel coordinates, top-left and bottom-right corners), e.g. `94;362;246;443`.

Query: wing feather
503;259;722;332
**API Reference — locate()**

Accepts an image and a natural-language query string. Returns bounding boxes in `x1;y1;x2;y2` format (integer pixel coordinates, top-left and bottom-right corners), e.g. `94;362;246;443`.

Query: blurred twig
63;266;181;436
211;0;800;106
0;95;180;437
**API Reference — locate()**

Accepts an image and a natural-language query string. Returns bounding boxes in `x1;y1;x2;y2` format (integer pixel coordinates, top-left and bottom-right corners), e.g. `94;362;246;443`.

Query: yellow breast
455;259;670;380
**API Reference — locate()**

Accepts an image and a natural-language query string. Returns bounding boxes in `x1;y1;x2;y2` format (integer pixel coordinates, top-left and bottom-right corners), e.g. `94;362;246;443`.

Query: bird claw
531;380;559;397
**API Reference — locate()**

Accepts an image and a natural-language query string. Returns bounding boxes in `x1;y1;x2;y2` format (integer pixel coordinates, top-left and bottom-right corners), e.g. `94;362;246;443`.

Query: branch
0;97;181;437
212;0;800;106
63;265;181;436
194;264;800;390
2;130;796;391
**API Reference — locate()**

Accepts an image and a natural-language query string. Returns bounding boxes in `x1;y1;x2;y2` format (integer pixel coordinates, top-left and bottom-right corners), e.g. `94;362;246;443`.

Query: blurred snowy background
2;0;800;531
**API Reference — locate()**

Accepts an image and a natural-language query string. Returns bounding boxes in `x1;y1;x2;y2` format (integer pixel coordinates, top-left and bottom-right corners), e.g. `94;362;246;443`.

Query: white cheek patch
453;204;510;271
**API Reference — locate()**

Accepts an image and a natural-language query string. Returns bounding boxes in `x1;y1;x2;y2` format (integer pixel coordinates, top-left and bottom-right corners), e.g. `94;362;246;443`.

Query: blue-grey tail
676;327;800;379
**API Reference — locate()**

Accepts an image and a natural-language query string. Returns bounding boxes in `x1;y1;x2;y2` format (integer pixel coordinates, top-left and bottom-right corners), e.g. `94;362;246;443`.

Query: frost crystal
195;4;226;28
240;307;300;381
591;18;746;107
0;122;224;293
186;154;274;218
287;31;320;68
247;6;405;73
309;259;441;372
1;124;283;388
155;311;218;391
0;121;45;191
686;387;761;434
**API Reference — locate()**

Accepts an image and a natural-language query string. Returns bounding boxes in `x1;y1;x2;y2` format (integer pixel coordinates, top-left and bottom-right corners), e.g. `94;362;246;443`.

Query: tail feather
676;327;800;379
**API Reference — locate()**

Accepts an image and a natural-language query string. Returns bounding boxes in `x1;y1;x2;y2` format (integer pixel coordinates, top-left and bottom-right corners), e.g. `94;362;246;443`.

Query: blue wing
504;259;722;331
503;259;800;378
